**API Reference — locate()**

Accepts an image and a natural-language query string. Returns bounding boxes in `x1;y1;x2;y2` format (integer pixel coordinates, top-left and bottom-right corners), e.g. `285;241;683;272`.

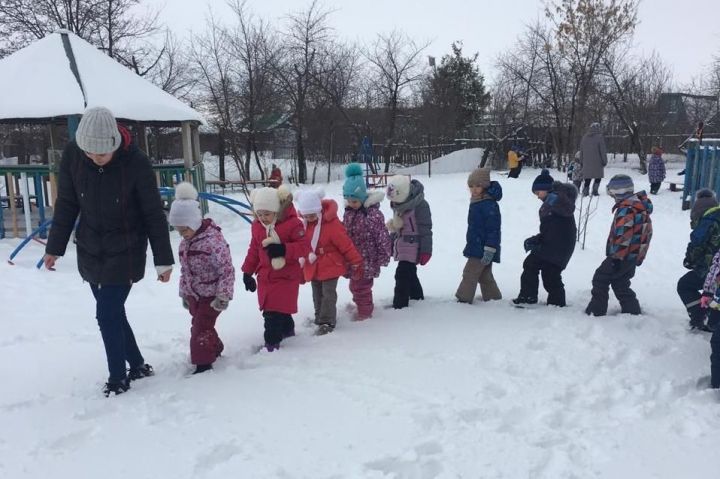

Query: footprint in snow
193;441;243;474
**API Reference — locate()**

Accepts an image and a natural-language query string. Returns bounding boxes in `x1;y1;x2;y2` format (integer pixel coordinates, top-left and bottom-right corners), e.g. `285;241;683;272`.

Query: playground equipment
682;140;720;210
7;182;254;268
0;162;208;240
0;165;52;240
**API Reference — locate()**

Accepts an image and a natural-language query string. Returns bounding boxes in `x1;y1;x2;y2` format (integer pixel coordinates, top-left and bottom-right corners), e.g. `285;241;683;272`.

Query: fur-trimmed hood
319;198;339;223
363;190;385;208
540;181;577;218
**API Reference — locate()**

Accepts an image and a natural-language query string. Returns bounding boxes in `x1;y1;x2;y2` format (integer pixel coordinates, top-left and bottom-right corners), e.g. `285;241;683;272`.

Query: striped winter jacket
606;192;653;266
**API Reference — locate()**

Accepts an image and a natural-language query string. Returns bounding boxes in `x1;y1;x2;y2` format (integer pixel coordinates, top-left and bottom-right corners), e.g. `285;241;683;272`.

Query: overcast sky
151;0;720;86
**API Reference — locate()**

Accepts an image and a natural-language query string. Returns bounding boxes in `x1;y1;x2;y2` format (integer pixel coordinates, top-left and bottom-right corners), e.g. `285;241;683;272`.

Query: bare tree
497;23;573;164
364;30;429;172
0;0;163;75
546;0;639;145
190;12;246;183
271;0;332;184
147;31;196;99
601;50;672;172
226;0;279;181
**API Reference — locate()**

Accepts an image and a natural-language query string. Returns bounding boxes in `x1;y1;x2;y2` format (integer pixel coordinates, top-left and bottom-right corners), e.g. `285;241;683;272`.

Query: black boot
512;296;538;305
103;379;130;397
128;363;154;381
689;316;711;332
193;364;213;374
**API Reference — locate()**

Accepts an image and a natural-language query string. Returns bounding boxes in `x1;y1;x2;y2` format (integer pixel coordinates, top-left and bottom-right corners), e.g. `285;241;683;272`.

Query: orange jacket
303;199;362;282
507;150;519;169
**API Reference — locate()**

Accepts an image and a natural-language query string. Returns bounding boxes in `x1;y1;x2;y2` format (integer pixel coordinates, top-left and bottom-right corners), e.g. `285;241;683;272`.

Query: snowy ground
2;156;719;478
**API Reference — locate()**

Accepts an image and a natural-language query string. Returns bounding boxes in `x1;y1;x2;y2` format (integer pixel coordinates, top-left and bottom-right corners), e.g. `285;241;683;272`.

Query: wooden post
181;122;193;182
7;173;18;238
20;172;31;236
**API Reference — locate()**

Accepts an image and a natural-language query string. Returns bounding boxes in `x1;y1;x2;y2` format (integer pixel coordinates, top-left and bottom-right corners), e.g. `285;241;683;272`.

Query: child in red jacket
295;189;363;335
241;186;311;351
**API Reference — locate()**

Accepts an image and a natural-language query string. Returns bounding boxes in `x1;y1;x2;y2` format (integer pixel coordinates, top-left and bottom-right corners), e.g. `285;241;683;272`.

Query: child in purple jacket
648;146;666;195
169;183;235;374
343;164;392;320
386;175;433;309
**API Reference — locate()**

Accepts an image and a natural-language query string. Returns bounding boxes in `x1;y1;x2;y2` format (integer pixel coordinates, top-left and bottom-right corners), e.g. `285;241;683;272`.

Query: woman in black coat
513;170;577;307
44;107;174;396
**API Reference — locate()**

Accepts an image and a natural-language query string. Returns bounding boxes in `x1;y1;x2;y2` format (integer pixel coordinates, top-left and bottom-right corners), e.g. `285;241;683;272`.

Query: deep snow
1;155;719;479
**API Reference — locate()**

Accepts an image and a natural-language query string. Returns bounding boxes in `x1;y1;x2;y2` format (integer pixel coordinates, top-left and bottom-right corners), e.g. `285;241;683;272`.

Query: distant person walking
269;164;283;188
43;106;174;397
579;122;608;197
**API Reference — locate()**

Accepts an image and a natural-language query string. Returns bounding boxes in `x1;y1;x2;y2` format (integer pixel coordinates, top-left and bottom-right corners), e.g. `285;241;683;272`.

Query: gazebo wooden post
191;123;208;214
181;121;193;183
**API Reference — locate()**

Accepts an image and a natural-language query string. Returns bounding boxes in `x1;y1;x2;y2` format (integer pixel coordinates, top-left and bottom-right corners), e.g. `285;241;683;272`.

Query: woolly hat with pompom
343;163;368;202
295;188;324;215
168;182;202;231
531;169;554;192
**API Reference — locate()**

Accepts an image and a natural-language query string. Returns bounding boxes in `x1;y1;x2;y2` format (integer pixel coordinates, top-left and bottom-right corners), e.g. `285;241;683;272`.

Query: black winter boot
690;316;711;332
103;379;130;397
128;363;154;381
512;296;538;305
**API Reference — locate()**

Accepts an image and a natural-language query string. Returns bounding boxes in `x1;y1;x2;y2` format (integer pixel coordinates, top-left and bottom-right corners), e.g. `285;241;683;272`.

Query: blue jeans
90;284;144;382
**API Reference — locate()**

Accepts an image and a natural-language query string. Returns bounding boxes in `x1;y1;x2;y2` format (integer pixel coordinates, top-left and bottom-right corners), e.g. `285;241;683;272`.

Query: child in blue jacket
455;168;502;304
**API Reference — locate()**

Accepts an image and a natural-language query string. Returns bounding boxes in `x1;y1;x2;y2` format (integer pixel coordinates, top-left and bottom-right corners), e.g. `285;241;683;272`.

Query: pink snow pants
349;278;374;319
188;297;224;366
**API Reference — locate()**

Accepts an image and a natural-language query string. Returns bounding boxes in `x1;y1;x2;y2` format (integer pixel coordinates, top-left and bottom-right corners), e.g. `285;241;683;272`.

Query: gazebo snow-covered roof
0;30;204;126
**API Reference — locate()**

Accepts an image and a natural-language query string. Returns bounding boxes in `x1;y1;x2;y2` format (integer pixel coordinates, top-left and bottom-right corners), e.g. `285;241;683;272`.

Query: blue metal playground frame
6;188;254;268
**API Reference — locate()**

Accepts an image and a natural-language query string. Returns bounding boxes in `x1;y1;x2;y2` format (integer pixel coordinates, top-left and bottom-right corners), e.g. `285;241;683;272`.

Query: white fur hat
251;187;281;213
295;188;324;215
386;175;411;203
168;182;202;231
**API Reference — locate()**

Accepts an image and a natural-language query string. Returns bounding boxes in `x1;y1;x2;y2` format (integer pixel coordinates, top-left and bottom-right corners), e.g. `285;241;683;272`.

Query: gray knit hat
606;174;634;198
75;106;122;154
467;168;491;188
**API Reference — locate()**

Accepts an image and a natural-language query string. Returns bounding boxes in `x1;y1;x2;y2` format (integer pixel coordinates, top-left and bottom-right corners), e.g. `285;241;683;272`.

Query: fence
682;140;720;210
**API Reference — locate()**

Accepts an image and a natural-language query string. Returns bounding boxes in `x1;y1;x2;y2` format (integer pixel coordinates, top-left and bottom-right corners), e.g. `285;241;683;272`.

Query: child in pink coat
169;183;235;374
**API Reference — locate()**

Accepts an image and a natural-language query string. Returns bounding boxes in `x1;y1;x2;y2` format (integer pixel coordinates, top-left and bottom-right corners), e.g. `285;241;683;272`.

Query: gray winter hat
75;106;122;154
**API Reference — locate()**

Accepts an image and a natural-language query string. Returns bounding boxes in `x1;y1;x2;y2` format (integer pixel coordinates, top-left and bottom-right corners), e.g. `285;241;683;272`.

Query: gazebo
0;30;206;238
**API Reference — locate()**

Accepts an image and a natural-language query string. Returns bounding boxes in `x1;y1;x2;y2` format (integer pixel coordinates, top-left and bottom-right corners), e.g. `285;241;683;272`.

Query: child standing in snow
700;251;720;388
169;183;235;374
295;188;363;335
513;170;577;307
678;189;720;331
585;175;653;316
648;146;666;195
569;151;583;190
455;168;503;304
342;164;392;320
386;175;433;309
241;186;311;351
